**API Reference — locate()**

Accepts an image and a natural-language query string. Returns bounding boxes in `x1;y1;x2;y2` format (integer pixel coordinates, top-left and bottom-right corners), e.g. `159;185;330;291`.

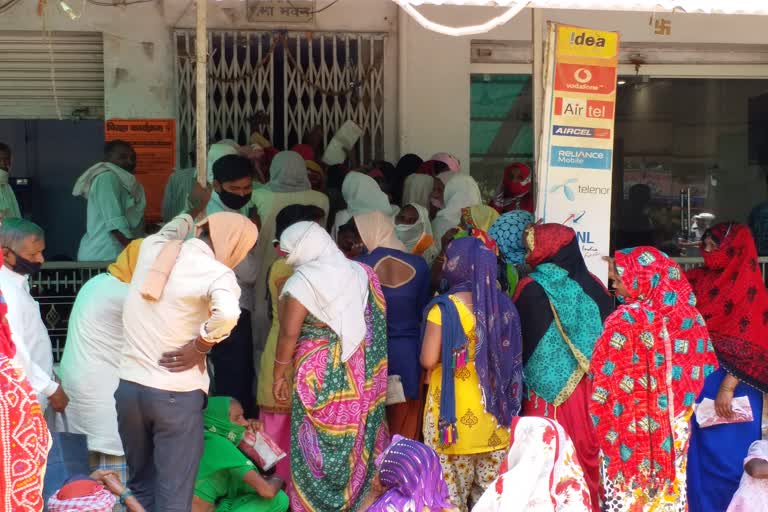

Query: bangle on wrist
274;358;290;365
119;490;134;505
194;338;214;354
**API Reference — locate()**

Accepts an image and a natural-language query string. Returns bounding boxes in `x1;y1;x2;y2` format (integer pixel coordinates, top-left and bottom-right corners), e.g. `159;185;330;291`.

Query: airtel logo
574;68;592;84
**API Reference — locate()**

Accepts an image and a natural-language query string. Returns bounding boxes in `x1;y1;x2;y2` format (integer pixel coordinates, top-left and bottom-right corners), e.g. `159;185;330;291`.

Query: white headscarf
207;140;240;183
473;417;591;512
267;151;311;193
280;221;369;362
432;174;482;241
72;162;142;202
395;203;438;261
342;171;397;217
401;174;435;210
354;210;406;253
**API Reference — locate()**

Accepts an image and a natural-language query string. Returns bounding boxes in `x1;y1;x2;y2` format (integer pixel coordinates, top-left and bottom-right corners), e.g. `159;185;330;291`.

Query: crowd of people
0;131;767;512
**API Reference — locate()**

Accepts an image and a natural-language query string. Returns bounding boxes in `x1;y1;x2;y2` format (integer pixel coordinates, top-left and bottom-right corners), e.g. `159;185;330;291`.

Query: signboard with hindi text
535;24;620;283
105;119;176;224
246;1;315;23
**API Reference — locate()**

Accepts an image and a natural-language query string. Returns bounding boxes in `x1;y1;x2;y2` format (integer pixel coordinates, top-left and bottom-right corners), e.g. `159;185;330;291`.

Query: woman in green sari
192;397;289;512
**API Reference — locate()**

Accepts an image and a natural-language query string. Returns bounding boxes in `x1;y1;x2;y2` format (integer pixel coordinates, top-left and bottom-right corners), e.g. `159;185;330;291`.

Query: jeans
115;379;205;512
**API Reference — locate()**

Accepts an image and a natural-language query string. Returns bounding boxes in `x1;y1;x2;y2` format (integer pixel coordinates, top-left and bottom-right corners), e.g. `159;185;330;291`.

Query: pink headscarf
141;212;258;301
430;152;460;172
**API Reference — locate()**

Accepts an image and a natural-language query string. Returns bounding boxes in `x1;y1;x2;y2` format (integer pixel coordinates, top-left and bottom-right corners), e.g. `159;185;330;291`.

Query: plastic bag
238;430;287;471
695;396;754;428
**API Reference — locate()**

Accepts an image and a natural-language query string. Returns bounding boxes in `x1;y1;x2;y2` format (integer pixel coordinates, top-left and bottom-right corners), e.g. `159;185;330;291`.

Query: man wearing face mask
206;154;260;416
0;218;68;412
75;140;146;262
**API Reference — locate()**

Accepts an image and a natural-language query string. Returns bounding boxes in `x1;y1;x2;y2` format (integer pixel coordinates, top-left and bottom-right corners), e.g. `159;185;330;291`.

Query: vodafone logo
554;63;616;94
574;68;592;84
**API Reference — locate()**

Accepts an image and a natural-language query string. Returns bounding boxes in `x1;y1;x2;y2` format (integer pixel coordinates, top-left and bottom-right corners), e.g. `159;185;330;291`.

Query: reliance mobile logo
554;63;616;95
550;145;613;170
554;97;614;120
552;125;611;139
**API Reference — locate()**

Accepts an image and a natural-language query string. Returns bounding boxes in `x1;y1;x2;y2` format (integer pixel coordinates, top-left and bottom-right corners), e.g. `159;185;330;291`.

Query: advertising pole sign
535;24;619;283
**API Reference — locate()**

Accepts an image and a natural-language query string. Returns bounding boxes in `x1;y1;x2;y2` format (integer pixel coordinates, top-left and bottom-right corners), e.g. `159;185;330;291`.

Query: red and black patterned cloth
687;223;768;393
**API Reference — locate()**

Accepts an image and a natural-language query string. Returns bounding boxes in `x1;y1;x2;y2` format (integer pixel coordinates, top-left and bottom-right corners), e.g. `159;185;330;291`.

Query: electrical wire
286;0;341;15
0;0;22;14
85;0;154;6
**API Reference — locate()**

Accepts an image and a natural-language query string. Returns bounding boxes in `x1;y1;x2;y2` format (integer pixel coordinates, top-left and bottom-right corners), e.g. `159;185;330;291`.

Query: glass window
613;77;768;256
470;74;534;199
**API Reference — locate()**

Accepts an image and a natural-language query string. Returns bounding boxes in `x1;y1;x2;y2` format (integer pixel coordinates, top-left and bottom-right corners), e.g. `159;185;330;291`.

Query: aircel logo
552;125;611;139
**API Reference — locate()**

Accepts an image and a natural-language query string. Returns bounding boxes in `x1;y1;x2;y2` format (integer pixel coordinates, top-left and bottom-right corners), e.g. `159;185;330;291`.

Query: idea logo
557;27;618;59
554;63;616;95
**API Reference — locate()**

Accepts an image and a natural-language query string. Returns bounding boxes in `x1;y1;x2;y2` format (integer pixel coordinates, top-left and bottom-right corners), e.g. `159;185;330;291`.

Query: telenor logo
552;125;611;139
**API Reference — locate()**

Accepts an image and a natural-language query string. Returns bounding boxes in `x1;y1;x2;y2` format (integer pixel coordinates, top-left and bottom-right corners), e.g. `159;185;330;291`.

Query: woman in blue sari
686;223;768;512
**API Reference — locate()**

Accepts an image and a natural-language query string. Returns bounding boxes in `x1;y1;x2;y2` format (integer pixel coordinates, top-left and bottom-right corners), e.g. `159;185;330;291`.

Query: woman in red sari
0;245;50;510
513;224;613;511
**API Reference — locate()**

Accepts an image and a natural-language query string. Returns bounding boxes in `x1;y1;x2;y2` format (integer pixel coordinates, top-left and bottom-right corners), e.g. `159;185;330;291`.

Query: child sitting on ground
727;439;768;511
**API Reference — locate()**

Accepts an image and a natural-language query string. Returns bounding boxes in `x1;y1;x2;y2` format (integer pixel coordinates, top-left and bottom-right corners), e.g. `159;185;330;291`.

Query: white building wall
0;0;398;156
3;2;768;165
399;5;768;170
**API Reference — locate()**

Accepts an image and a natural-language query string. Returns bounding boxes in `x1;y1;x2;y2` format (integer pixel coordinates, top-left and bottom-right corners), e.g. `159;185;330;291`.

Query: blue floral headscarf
489;211;534;265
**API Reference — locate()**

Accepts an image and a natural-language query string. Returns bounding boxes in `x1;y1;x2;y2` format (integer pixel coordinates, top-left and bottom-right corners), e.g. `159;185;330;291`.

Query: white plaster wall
399;5;768;170
0;0;398;154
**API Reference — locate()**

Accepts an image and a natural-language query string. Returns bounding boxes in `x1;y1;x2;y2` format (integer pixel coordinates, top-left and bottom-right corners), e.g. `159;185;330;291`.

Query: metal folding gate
175;29;386;166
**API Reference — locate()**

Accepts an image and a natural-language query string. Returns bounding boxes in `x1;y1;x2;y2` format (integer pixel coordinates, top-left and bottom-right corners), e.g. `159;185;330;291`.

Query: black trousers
209;308;256;417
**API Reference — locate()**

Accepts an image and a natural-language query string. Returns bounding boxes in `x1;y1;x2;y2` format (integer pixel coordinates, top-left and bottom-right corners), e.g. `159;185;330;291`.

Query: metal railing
26;257;768;363
29;261;109;362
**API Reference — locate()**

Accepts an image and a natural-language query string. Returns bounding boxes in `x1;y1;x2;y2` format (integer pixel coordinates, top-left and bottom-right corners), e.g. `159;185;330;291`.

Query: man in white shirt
116;208;257;512
0;218;68;412
0;142;21;220
60;183;210;467
75;140;146;262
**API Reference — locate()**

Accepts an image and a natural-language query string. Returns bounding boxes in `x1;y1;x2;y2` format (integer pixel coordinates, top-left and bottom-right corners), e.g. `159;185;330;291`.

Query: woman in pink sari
272;221;389;512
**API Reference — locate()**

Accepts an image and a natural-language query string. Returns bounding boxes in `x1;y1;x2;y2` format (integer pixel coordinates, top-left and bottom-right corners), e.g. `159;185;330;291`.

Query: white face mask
395;221;425;250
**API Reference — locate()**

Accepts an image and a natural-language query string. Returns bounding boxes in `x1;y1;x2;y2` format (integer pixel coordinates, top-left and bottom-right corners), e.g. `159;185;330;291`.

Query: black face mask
219;190;251;211
12;252;41;276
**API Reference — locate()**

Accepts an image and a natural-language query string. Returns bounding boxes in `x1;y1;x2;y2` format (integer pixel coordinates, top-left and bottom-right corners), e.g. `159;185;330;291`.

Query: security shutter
0;31;104;119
